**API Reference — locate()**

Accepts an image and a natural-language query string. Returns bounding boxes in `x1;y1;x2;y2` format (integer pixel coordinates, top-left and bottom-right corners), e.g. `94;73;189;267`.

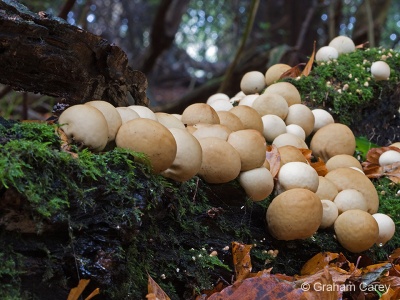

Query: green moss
0;245;24;300
286;48;400;125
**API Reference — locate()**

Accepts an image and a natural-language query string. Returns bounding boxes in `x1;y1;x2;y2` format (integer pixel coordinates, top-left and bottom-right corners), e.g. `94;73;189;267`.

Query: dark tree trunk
0;0;148;108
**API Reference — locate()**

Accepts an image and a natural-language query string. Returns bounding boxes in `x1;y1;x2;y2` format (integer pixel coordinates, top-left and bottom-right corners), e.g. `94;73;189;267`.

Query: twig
295;0;318;51
365;0;375;47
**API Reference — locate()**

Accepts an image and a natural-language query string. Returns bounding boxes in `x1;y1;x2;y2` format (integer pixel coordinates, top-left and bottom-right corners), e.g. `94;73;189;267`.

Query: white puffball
372;213;396;246
371;61;391;81
316;46;339;62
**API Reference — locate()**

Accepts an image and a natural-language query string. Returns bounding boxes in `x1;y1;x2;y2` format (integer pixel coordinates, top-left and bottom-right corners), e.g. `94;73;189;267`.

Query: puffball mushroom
161;128;202;182
328;35;356;54
319;200;339;229
284;104;315;137
238;94;259;107
229;105;263;134
310;123;356;162
371;61;391;81
277;145;308;166
285;124;306;141
181;103;220;126
252;93;289;119
197;137;241;184
272;133;308;149
325;167;379;214
278;161;319;192
227;129;267;171
206;93;230;105
334;209;379;253
266;188;323;240
192;124;232;140
312;109;335;133
128;105;157;121
333;189;368;214
261;114;287;143
58;104;109;152
372;213;396;246
378;150;400;166
209;99;234;111
115;118;177;174
216;111;244;132
264;63;291;86
240;71;266;94
325;154;363;172
85;100;122;142
116;107;140;124
315;46;339;62
239;167;274;201
315;176;338;201
263;82;301;107
155;112;186;129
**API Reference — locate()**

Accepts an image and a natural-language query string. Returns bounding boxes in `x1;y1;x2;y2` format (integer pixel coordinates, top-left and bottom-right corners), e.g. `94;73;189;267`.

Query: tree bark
0;0;148;108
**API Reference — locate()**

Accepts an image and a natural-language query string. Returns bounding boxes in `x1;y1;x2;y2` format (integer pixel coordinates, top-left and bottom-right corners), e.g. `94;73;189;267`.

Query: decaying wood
0;0;148;107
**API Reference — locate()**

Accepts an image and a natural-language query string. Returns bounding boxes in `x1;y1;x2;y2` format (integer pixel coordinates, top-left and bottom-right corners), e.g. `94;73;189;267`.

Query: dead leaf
67;279;91;300
147;275;171;300
279;64;305;79
231;242;252;282
301;41;316;77
299;149;328;176
362;147;400;182
85;288;100;300
300;252;339;276
298;267;339;300
265;145;281;178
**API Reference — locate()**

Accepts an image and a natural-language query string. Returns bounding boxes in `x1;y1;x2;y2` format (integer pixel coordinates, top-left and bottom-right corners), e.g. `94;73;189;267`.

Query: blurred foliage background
0;0;399;119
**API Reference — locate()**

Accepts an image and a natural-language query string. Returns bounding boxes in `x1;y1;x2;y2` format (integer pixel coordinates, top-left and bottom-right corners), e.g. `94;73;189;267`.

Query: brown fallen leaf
301;41;316;77
231;241;253;282
279;63;305;79
265;145;281;178
299;149;328;176
297;267;339;300
300;252;340;276
67;279;91;300
362;147;400;182
147;274;171;300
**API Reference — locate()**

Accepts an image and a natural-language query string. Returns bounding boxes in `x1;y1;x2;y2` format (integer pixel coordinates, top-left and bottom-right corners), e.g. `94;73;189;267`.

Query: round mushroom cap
390;142;400;149
210;99;234;111
261;114;287;143
315;46;339;62
379;150;400;166
116;107;140;123
85;100;122;142
229;105;263;134
284;104;315;137
252;93;289;119
240;71;266;94
328;36;356;54
333;189;368;214
161;128;202;182
216;111;244;132
320;200;339;229
312;109;335;133
206;93;230;105
278;145;308;166
58;104;109;152
372;213;396;246
265;63;291;86
238;94;259;107
371;61;391;81
278;161;319;192
115;119;177;174
239;167;274;201
325;167;379;214
264;82;301;107
315;176;339;201
273;133;308;149
155;112;186;129
197;137;241;184
310;123;356;162
285;124;306;140
326;154;363;172
192;124;232;140
227;129;267;171
181;103;220;126
128;105;157;120
334;209;379;253
266;188;323;240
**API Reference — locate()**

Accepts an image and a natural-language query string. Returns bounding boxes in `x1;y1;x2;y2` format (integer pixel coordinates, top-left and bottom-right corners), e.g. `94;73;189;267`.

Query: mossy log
0;0;148;107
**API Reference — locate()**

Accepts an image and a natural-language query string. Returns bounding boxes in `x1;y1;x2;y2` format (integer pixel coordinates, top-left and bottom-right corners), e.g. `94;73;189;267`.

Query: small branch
365;0;375;47
295;0;318;50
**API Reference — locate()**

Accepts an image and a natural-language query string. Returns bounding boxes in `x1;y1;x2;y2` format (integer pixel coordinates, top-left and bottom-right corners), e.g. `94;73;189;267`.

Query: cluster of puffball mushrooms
58;36;399;254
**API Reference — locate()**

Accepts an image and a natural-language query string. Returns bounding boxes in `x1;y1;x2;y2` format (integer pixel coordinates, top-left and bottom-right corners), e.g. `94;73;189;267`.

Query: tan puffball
261;114;287;143
85;100;122;142
216;111;244;132
229;105;263;134
334;209;379;253
240;71;266;94
192;124;232;141
390;142;400;149
285;124;306;141
278;161;319;192
239;167;274;201
325;167;379;214
155;112;186;129
333;189;368;214
161;128;202;182
278;145;308;166
58;104;109;152
315;176;338;201
252;93;289;119
227;129;267;171
238;94;259;107
181;103;220;126
266;188;323;240
319;200;339;229
197;137;241;184
310;123;356;162
272;133;308;149
264;63;291;86
372;213;396;246
206;93;230;105
264;82;301;106
128;105;157;120
284;104;315;137
116;107;140;124
325;154;363;172
115;119;177;174
312;109;335;133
